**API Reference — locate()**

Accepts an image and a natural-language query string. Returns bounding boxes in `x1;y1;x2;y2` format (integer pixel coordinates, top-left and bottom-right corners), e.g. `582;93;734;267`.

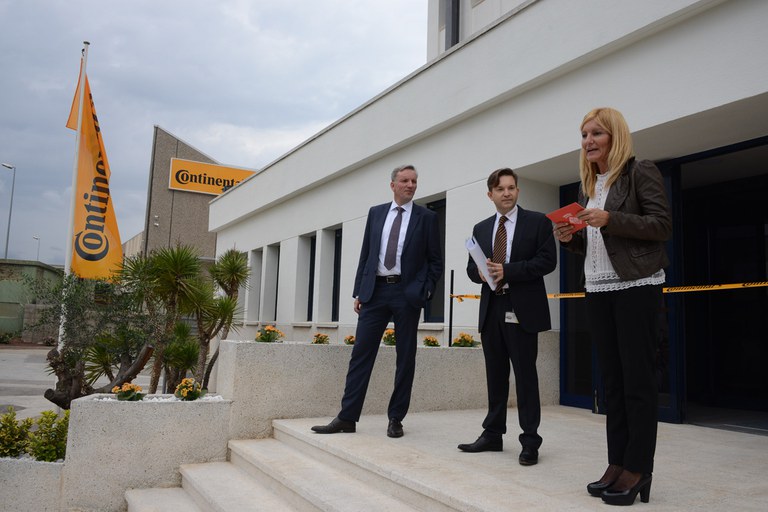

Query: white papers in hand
465;237;496;291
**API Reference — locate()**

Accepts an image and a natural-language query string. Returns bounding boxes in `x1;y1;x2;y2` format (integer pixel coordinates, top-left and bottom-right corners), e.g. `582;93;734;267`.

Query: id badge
505;310;519;324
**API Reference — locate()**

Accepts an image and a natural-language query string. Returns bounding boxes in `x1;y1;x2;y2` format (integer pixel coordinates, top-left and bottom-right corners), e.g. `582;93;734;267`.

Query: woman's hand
577;208;609;228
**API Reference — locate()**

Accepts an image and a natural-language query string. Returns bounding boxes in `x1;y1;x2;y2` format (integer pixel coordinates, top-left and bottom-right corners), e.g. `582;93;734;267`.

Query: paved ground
0;344;150;420
285;407;768;511
0;345;59;419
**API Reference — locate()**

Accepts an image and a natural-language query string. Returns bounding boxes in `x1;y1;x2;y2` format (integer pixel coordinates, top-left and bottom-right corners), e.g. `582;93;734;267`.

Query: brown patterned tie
384;207;404;270
492;216;507;264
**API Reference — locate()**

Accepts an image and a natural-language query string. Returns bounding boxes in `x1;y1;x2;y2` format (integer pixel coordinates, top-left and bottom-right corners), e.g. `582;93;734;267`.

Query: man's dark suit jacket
353;202;443;308
467;207;557;333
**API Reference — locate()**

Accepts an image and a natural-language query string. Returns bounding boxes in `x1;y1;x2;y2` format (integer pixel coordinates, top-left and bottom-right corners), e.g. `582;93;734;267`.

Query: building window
311;227;343;323
440;0;461;50
263;244;280;322
424;198;446;323
332;228;342;322
296;235;315;322
307;235;317;322
246;249;263;322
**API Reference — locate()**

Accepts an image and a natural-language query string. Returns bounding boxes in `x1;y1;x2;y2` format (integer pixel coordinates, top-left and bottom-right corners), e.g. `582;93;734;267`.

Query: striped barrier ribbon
451;281;768;301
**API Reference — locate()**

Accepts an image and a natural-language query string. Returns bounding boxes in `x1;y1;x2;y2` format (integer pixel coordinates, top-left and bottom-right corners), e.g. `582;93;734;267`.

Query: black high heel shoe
601;473;652;506
587;465;622;497
587;479;616;497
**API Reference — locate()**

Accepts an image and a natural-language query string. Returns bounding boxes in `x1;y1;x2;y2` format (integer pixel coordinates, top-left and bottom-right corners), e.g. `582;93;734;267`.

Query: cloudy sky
0;0;428;266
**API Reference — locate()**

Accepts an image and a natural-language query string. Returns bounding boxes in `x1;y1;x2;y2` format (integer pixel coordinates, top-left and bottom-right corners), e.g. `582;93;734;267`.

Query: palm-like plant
163;322;199;392
83;335;117;387
202;249;249;388
114;246;246;393
147;245;201;393
183;277;237;384
118;245;201;393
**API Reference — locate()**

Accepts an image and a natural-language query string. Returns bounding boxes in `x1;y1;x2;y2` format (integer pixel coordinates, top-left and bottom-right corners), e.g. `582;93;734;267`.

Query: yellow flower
382;329;397;345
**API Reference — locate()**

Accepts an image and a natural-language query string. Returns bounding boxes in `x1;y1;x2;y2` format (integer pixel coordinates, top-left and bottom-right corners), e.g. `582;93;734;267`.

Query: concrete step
271;415;574;512
271;419;467;511
229;438;421;512
125;487;203;512
180;461;297;512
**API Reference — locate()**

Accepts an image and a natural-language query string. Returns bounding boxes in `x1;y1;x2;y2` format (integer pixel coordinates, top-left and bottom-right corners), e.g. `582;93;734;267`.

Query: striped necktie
492;216;507;264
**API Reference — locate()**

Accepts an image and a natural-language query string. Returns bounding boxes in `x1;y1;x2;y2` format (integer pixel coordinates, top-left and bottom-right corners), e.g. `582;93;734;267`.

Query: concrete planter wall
217;331;559;439
61;394;232;512
0;458;63;512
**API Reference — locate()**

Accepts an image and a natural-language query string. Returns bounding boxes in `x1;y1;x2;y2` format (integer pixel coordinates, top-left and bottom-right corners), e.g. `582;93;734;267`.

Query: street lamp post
1;163;16;260
33;235;40;261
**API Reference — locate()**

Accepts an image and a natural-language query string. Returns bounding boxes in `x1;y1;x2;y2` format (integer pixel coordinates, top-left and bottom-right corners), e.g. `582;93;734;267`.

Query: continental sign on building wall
169;158;256;196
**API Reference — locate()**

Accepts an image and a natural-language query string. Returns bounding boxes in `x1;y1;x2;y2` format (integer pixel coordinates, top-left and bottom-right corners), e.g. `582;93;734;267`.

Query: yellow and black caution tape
661;281;768;294
452;294;480;302
451;281;768;301
547;292;586;299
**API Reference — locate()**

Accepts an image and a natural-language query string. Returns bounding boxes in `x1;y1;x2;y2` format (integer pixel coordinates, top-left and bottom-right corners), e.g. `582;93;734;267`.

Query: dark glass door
682;173;768;413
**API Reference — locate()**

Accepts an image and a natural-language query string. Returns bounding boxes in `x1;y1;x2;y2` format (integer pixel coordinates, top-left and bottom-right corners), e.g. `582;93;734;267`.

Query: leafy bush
0;407;33;457
0;331;19;344
0;407;69;461
27;410;70;462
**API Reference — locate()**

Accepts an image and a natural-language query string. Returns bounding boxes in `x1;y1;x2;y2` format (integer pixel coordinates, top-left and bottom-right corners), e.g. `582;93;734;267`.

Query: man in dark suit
459;168;556;465
312;164;443;438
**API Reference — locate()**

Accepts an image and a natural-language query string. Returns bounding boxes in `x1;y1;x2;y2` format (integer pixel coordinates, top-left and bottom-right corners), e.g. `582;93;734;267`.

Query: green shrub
0;331;19;344
27;410;70;462
0;407;33;457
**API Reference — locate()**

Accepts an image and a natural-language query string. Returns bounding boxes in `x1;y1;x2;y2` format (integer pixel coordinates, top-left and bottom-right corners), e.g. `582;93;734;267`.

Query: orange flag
66;67;123;278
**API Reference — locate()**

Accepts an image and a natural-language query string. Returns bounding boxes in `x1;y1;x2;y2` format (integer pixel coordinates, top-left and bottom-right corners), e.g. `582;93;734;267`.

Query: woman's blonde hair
579;107;634;198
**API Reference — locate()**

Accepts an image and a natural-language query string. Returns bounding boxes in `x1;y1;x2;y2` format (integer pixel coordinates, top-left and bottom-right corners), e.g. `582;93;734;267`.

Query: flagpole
64;41;89;275
59;41;90;350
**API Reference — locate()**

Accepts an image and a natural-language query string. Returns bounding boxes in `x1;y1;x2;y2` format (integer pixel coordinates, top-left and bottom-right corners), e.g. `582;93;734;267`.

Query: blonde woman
554;108;671;506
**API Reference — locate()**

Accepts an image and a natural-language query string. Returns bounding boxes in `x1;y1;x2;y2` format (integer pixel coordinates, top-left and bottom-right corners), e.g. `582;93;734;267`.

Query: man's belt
376;275;402;284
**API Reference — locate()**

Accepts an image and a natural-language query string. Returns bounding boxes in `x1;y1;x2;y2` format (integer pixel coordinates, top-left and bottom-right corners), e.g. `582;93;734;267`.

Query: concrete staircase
125;409;587;512
126;417;456;512
123;407;768;512
124;408;604;512
126;419;479;512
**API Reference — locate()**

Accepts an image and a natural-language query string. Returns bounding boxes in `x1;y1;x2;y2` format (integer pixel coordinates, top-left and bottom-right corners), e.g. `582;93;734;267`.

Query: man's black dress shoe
601;474;652;506
518;447;538;466
457;436;503;452
311;417;356;434
387;419;404;438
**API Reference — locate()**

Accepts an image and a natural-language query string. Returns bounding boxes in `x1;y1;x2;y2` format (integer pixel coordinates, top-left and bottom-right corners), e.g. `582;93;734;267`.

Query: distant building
0;259;62;343
124;126;256;261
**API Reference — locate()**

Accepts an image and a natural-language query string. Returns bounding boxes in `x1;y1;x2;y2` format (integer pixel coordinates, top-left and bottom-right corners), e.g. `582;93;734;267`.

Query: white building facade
210;0;768;423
